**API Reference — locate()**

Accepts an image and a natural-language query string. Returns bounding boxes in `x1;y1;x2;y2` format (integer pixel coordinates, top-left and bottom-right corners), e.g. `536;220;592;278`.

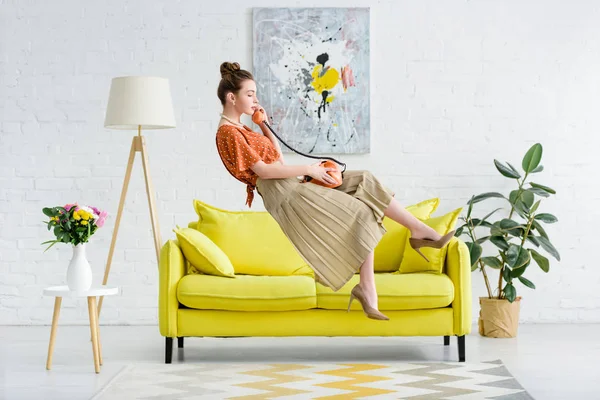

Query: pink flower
96;211;108;228
64;203;77;211
90;206;100;215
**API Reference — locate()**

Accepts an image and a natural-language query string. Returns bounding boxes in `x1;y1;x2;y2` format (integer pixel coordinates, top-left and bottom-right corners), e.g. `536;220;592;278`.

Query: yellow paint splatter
311;65;339;94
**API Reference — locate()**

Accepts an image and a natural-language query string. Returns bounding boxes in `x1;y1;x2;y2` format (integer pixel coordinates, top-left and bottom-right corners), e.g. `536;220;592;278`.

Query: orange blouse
215;124;281;208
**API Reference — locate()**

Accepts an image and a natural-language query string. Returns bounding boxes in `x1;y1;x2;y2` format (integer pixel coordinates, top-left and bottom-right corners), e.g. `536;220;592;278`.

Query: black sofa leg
165;337;173;364
457;335;465;362
444;336;450;346
178;337;184;348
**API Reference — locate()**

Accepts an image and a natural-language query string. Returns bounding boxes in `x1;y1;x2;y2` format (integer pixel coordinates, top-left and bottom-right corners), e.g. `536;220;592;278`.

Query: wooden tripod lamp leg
98;136;137;317
140;135;162;265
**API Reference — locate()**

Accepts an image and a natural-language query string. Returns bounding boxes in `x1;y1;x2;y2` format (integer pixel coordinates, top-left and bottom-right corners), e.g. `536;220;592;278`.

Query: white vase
67;243;93;292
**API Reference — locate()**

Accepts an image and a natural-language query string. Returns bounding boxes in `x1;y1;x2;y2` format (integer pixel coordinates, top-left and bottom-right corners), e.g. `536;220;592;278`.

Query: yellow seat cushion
192;199;313;277
173;226;235;278
373;198;440;272
317;273;454;311
397;207;463;274
177;274;317;311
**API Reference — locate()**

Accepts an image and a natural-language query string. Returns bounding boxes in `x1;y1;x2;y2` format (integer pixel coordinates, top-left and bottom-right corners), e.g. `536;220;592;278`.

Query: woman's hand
252;105;269;125
307;163;338;185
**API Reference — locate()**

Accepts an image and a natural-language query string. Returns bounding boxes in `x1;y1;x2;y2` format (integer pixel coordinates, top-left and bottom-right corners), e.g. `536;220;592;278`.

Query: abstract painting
253;8;370;154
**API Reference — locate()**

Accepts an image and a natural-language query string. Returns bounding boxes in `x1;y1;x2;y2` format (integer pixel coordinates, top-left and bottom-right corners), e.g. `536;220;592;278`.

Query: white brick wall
1;0;598;325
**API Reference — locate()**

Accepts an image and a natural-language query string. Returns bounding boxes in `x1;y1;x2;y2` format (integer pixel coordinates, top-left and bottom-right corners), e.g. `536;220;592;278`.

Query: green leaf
531;165;544;173
42;240;59;252
504;283;517;302
530;182;556;195
521;190;534;208
466;241;483;268
526;235;540;247
502;266;512;282
537;236;560;261
506;244;529;268
490;235;510;251
522;143;543;173
471;219;494;228
455;226;464;237
475;235;491;244
511;266;526;278
475;208;503;228
506;162;522;178
499;219;525;236
468;192;506;205
531;220;549;239
467;195;475;218
530;200;541;214
42;207;57;217
494;159;521;179
534;213;558;224
518;276;536;289
529;248;549;272
526;187;550;198
481;256;503;269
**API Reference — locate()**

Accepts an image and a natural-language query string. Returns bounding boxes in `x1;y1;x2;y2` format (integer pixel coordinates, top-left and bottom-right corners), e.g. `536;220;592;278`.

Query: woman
215;62;454;321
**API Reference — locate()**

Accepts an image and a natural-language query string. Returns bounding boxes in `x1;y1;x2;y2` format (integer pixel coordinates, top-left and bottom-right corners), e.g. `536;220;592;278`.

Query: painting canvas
253;7;370;154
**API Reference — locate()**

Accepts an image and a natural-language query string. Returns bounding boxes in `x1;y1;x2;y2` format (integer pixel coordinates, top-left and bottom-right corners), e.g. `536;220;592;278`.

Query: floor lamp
98;76;176;317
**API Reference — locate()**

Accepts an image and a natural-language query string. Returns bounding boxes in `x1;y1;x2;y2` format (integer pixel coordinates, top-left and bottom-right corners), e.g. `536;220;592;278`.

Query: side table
43;285;118;374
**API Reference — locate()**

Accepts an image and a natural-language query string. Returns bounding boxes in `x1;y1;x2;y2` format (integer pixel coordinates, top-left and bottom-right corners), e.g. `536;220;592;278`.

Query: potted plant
455;143;560;337
42;203;108;292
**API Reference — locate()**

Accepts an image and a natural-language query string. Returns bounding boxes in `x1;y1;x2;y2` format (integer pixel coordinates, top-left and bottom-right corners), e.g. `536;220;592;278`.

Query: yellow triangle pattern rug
92;360;533;399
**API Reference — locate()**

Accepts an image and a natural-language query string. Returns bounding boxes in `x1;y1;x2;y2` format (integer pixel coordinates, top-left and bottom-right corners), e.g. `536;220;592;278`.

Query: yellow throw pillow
173;226;235;278
374;198;440;272
397;207;463;274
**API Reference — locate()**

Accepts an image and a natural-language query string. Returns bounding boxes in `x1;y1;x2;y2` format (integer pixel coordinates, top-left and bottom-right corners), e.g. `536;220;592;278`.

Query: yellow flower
80;220;88;226
73;211;81;220
80;211;91;221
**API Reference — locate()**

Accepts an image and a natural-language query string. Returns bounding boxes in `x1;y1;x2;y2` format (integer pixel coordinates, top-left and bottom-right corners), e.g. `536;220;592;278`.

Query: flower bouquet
42;203;108;291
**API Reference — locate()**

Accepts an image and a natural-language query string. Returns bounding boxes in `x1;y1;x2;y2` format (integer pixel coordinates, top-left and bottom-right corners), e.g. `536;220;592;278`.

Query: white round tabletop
43;285;119;298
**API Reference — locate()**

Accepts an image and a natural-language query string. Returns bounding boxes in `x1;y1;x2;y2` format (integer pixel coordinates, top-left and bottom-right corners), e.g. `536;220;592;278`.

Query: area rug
92;360;533;399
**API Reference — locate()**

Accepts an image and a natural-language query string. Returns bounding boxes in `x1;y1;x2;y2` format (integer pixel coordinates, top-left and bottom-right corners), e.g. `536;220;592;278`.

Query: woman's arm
251;160;306;180
258;124;285;164
251;160;338;185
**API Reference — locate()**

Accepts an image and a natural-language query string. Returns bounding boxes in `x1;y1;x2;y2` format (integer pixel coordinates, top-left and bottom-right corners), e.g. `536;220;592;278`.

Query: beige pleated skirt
256;170;395;292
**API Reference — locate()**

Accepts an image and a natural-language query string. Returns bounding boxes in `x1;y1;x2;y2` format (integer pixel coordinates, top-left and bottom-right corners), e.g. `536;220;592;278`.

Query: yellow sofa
159;199;472;363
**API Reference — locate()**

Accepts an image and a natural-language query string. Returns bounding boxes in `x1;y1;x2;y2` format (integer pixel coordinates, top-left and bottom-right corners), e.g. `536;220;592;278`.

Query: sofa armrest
159;239;185;338
445;237;472;336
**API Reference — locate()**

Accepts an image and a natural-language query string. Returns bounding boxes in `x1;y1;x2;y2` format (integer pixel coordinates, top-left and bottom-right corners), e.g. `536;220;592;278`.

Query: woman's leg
383;196;442;241
358;250;379;308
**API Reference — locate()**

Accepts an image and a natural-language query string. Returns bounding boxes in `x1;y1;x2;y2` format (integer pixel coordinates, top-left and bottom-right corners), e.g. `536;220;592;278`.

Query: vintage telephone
251;108;346;188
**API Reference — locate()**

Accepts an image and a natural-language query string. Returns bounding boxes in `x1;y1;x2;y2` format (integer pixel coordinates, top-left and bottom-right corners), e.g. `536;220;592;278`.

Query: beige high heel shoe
408;230;456;262
347;284;390;321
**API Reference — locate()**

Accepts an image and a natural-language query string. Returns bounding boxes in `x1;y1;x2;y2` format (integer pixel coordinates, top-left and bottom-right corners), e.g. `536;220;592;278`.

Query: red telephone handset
252;108;344;189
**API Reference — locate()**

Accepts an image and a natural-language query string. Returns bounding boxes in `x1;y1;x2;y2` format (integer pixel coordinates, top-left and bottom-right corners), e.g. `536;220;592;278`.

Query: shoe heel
414;247;430;262
347;293;355;312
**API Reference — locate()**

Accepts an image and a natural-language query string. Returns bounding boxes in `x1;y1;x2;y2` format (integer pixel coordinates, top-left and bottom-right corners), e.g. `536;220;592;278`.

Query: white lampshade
104;76;176;130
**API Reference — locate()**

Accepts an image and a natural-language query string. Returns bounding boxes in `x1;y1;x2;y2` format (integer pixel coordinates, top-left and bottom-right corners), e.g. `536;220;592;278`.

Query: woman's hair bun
220;62;241;78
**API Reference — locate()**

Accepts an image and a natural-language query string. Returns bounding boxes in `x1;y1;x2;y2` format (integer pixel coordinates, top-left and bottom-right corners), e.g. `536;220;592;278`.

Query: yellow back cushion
192;199;313;277
373;198;440;272
397;207;463;274
173;226;235;278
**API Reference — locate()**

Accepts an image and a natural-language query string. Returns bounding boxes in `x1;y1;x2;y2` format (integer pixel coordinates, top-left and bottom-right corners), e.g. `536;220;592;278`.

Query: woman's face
232;79;259;116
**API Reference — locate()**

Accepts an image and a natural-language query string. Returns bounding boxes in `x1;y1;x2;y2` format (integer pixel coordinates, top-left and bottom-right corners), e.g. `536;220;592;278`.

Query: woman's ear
228;93;236;106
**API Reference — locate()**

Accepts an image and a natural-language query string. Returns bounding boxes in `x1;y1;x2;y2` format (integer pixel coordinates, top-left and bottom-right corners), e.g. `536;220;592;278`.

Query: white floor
0;324;598;400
